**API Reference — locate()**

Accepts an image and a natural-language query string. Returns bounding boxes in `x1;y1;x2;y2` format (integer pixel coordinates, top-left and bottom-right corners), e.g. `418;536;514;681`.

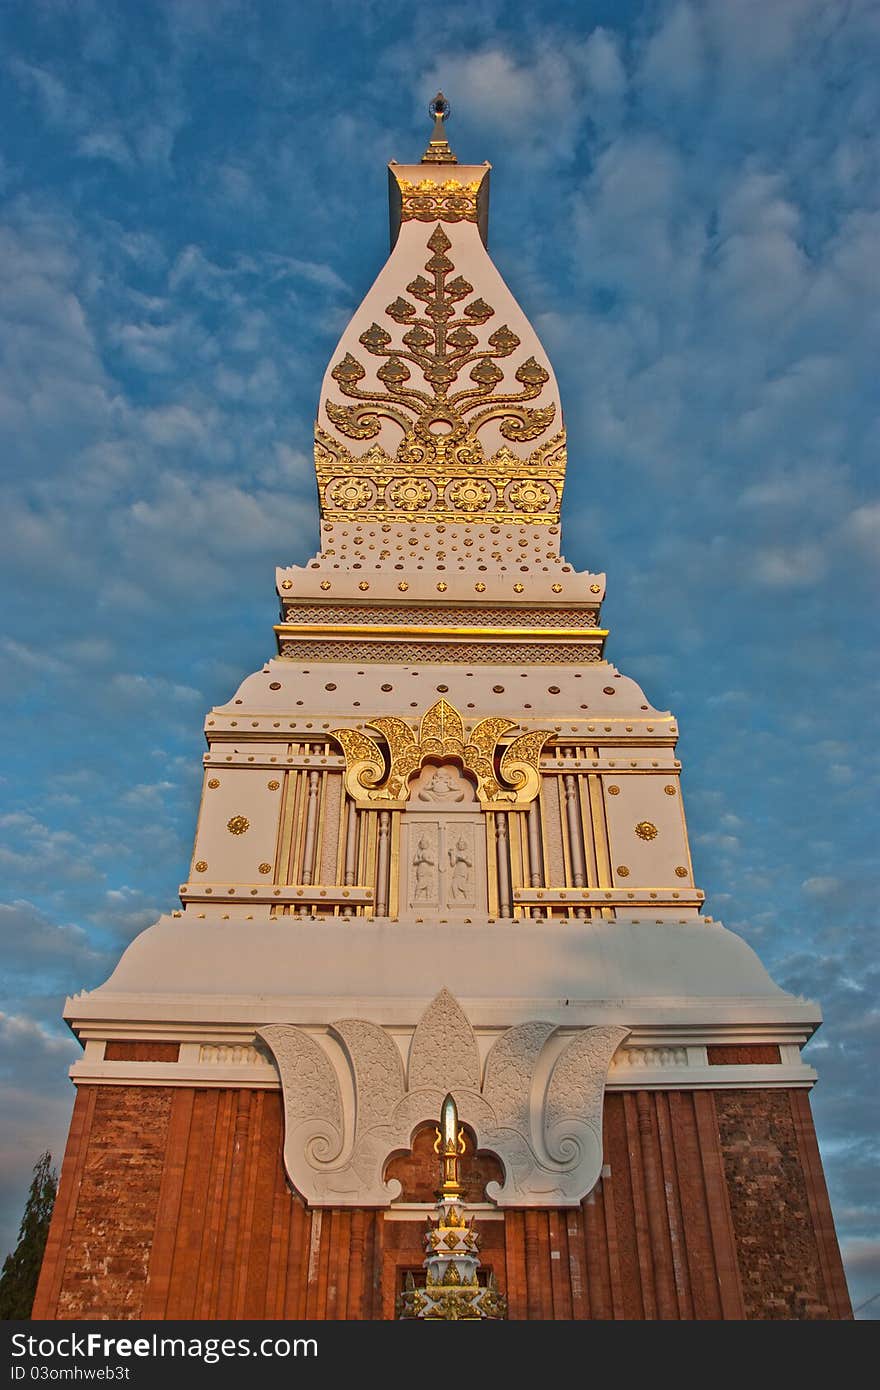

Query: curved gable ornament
331;698;551;807
258;991;627;1209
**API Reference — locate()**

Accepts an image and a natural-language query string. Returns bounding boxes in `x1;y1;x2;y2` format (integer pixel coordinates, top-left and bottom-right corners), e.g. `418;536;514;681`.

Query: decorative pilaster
301;771;320;885
376;810;391;917
496;814;512;918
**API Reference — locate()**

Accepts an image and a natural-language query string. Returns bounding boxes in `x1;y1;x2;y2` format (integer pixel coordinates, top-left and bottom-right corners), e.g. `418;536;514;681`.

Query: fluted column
301;770;320;885
341;799;359;917
527;797;544;919
344;800;358;885
564;774;588;919
563;775;586;887
375;810;391;917
496;813;512;918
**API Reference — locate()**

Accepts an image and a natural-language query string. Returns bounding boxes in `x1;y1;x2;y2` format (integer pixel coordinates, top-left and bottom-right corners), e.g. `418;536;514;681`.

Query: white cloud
802;876;842;897
640;1;706;95
749;544;825;589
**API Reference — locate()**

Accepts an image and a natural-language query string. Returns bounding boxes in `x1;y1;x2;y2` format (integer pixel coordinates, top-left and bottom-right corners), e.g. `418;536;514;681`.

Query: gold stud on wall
194;861;208;872
664;784;677;795
207;778;220;789
227;815;250;835
634;821;658;840
267;780;280;790
258;863;272;875
674;865;689;877
616;865;630;877
607;784;620;795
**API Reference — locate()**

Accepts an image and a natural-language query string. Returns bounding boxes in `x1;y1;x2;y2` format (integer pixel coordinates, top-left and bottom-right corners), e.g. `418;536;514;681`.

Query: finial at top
422;91;458;164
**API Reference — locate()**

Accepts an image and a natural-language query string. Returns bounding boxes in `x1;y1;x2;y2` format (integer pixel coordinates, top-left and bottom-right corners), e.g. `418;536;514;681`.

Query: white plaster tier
66;915;818;1030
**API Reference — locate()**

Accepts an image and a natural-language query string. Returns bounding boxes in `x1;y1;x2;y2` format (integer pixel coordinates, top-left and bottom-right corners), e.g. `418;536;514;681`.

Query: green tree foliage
0;1152;57;1319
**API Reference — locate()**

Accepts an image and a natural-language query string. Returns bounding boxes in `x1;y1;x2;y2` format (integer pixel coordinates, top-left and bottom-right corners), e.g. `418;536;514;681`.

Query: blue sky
0;0;877;1317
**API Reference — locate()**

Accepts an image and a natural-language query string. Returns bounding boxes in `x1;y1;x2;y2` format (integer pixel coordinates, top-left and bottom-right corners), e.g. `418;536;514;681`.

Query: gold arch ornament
330;698;552;808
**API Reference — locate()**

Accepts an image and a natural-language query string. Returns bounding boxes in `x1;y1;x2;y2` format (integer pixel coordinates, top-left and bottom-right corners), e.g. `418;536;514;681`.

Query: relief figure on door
448;834;473;902
412;832;436;902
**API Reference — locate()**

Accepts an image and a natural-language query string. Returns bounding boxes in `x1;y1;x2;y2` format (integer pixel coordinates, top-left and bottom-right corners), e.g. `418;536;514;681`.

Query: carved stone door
401;764;487;919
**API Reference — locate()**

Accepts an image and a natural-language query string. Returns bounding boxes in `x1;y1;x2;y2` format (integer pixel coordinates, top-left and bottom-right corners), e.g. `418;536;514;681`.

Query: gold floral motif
320;580;331;590
331;697;551;808
396;176;482;225
551;583;563;593
513;583;524;592
326;477;373;509
315;425;566;525
475;582;486;592
227;815;250;835
507;479;552;512
281;579;293;589
194;861;208;873
616;865;630;877
448;477;491;510
322;226;556;492
388;477;433;510
267;780;280;790
258;862;272;874
635;821;658;841
674;866;689;878
398;580;409;591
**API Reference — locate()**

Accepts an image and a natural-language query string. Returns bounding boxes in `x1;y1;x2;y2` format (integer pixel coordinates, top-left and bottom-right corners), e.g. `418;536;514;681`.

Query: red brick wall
715;1089;851;1318
707;1044;780;1065
34;1084;851;1320
104;1042;180;1062
34;1086;173;1319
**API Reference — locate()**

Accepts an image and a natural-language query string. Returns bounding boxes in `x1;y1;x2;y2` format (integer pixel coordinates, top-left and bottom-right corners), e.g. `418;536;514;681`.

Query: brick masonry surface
715;1089;851;1319
33;1085;852;1319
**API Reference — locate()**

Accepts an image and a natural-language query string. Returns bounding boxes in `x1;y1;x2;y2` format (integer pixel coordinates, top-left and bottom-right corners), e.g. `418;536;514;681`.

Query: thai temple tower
35;99;851;1321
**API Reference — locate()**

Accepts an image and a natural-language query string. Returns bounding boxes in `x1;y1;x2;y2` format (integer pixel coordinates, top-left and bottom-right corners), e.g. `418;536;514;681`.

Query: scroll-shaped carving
332;728;386;801
408;987;481;1093
499;730;554;806
257;1025;344;1178
482;1021;557;1133
331;698;551;808
259;994;628;1209
544;1025;630;1169
333;1018;405;1134
368;716;419;799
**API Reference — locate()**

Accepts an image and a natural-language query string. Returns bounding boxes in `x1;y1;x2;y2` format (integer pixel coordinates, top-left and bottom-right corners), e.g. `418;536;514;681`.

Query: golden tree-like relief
331;698;552;807
325;225;555;470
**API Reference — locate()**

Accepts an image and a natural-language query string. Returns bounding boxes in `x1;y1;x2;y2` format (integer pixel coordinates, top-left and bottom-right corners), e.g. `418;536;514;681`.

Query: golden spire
421;91;458;164
434;1092;466;1200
